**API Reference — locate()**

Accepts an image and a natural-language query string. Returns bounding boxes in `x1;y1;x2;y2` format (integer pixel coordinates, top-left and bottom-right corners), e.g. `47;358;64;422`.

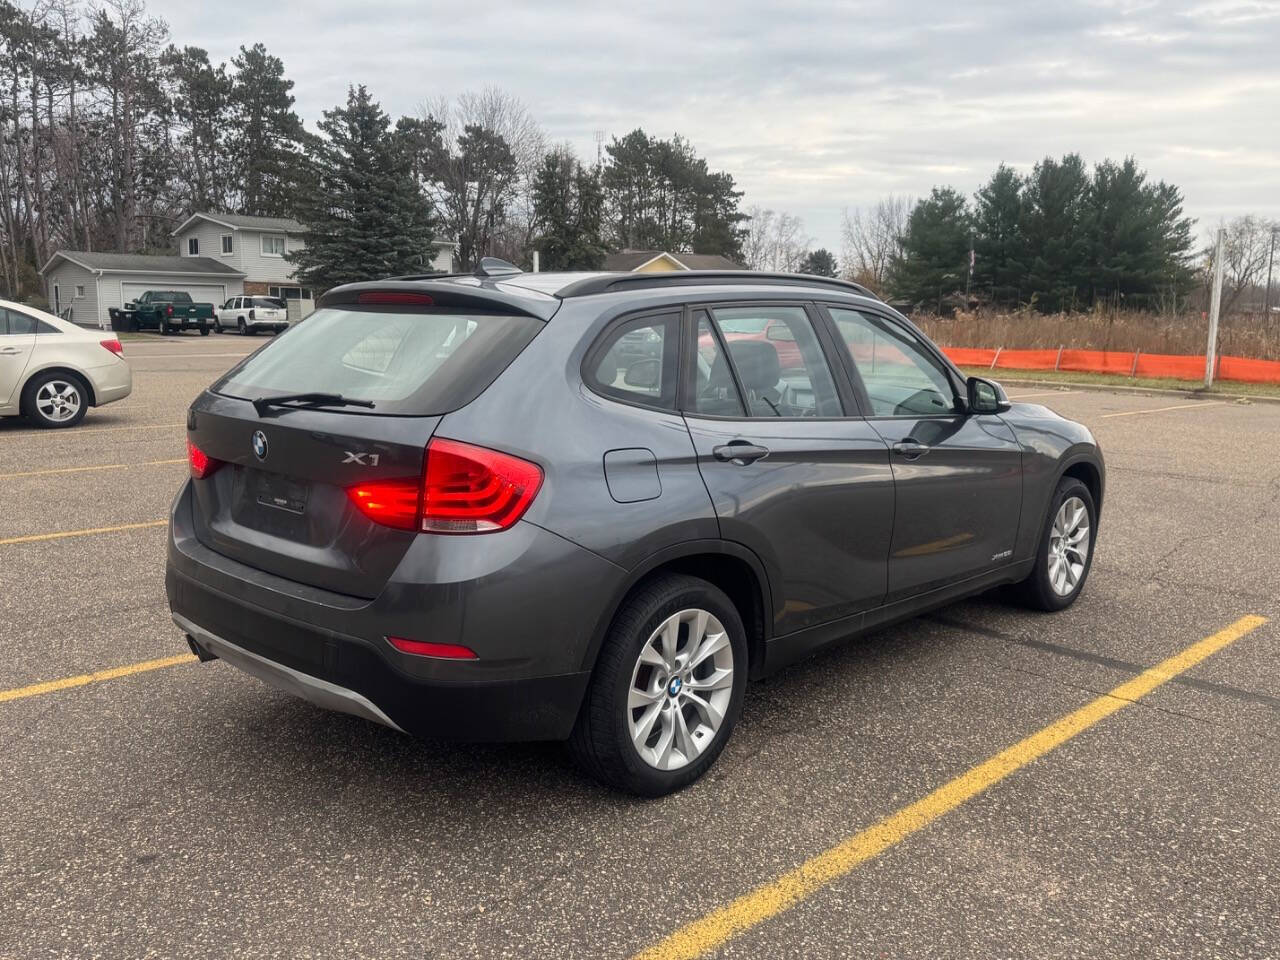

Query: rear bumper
86;359;132;406
165;481;615;741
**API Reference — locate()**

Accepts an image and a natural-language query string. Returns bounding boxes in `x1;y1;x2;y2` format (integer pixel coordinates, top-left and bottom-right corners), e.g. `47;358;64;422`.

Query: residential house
602;250;744;273
41;212;459;327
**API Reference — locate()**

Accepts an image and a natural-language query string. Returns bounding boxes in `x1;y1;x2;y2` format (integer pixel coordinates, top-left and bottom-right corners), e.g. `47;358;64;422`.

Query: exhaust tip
185;634;219;663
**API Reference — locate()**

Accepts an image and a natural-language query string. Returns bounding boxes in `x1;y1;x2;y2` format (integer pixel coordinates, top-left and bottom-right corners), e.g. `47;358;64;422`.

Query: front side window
187;237;199;256
587;313;678;411
708;305;842;417
261;235;286;256
829;308;956;417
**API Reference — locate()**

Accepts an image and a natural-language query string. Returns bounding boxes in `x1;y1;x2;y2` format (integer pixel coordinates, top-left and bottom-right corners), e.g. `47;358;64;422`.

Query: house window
268;285;313;300
261;235;286;256
75;285;86;298
187;237;199;256
221;234;233;255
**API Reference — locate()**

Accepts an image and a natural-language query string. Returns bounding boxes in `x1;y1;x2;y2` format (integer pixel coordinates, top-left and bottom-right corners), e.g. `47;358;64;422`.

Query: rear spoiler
319;280;559;322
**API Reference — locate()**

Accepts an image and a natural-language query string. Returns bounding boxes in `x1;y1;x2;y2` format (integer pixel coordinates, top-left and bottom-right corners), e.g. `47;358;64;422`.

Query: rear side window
2;309;37;335
214;307;542;415
586;313;679;411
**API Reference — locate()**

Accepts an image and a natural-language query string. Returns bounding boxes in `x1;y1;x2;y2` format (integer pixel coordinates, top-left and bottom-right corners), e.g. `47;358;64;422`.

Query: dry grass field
915;309;1280;360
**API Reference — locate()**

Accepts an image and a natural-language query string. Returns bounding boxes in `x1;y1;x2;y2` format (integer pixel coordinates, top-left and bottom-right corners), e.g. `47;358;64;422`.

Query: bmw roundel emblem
252;430;268;461
668;676;683;697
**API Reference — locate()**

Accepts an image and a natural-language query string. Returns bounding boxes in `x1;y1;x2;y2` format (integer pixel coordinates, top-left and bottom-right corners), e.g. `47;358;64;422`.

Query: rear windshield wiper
252;392;376;416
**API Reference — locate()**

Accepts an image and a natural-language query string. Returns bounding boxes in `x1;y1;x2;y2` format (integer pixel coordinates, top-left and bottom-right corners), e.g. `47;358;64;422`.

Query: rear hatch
186;293;544;598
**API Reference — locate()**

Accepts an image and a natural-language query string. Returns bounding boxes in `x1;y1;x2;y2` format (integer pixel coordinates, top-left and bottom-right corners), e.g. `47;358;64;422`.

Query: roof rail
555;271;881;300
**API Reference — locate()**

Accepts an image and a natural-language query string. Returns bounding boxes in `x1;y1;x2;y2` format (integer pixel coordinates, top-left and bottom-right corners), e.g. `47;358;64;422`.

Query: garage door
120;280;230;309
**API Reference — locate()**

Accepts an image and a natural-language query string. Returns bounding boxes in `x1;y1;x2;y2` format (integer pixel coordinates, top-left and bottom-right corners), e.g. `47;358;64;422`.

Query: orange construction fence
941;346;1280;385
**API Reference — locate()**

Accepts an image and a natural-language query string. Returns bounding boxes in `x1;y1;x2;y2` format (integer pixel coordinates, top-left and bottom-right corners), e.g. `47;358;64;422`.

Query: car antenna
474;257;522;279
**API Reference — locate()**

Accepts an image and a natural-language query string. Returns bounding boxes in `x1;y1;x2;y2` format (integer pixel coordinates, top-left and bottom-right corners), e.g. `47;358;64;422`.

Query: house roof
40;250;246;277
602;250;745;272
172;212;305;235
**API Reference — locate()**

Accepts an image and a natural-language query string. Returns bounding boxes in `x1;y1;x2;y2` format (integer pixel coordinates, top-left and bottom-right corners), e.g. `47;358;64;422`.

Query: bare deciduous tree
1209;215;1279;314
840;195;912;293
742;205;810;272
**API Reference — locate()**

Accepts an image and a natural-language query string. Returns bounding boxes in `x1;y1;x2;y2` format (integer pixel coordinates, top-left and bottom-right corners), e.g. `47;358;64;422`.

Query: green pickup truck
118;291;216;335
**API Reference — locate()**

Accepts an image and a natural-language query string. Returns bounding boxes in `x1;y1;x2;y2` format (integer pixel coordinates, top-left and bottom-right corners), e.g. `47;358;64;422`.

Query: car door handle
713;442;770;465
0;346;22;355
892;439;930;459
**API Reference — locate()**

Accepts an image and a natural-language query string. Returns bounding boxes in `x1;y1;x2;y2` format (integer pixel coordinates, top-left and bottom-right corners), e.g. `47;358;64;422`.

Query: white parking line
126;352;253;360
1101;401;1225;419
1009;390;1075;400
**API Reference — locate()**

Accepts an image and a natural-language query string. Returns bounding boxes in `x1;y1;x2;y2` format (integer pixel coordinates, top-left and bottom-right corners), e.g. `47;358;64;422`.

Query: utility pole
1264;226;1278;317
1205;227;1225;388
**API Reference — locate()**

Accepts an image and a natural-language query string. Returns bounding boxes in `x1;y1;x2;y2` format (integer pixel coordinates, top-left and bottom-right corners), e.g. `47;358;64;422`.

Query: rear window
213;306;541;415
251;297;285;308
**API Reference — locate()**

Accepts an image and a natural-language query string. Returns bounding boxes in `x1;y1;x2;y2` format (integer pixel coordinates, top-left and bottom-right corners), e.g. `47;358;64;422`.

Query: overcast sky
161;0;1279;255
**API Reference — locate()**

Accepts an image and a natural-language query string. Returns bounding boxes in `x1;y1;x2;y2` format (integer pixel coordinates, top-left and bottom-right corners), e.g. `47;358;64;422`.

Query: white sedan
0;299;132;428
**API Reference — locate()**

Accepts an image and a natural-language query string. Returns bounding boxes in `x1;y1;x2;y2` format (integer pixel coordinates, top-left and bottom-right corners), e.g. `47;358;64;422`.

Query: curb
996;376;1280;405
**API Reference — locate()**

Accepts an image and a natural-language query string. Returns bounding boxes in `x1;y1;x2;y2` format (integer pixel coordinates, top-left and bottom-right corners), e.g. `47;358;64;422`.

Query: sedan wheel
627;609;735;771
24;374;87;428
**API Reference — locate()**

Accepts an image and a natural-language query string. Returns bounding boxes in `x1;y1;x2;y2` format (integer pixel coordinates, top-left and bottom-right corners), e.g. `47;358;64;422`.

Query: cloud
160;0;1279;252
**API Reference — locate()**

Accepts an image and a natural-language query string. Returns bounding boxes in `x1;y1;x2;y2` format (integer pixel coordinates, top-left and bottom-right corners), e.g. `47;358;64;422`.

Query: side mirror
623;358;661;390
966;376;1011;414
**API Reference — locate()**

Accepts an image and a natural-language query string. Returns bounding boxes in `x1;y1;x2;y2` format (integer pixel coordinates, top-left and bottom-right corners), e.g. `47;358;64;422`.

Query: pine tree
1020;154;1091;311
287;85;435;293
799;248;838;277
887;187;972;305
229;43;308;217
971;164;1025;305
531;146;605;270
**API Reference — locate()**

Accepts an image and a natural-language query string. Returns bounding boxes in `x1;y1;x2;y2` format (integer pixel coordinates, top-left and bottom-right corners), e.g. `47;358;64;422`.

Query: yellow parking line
1101;401;1224;419
632;614;1267;960
0;519;167;546
0;458;184;480
0;653;196;704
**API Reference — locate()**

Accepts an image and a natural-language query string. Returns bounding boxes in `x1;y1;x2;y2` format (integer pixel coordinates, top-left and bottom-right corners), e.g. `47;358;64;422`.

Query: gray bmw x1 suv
167;263;1103;795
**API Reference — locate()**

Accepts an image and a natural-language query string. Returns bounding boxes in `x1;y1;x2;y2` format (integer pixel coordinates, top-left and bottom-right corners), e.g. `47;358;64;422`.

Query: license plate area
252;470;309;514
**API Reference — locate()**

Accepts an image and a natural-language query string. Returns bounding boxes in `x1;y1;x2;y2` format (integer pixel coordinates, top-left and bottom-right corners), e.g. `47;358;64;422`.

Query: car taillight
187;438;223;479
166;305;173;315
99;338;123;356
386;636;477;659
346;478;421;531
345;438;542;534
422;438;542;533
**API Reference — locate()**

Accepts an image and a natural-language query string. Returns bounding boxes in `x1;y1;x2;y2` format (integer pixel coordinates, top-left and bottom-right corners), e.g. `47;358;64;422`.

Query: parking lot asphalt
1;334;1276;959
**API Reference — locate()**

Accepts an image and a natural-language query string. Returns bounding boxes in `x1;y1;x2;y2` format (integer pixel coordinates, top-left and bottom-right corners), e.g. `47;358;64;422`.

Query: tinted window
710;305;842;417
830;308;956;416
251;297;285;308
691;312;746;417
215;307;542;416
588;313;678;410
3;309;37;335
36;319;61;334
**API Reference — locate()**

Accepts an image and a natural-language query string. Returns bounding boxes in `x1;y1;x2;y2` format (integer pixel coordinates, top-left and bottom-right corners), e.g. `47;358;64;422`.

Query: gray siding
176;220;237;267
44;261;100;327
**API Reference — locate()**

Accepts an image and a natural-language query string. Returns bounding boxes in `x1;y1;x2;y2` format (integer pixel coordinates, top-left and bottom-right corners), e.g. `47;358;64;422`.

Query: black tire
568;573;748;796
199;323;210;336
212;320;221;333
21;370;90;429
1012;476;1097;611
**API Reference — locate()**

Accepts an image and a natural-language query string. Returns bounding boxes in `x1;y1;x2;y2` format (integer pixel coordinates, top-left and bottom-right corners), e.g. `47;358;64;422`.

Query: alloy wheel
627;608;735;771
35;379;82;424
1048;495;1090;596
